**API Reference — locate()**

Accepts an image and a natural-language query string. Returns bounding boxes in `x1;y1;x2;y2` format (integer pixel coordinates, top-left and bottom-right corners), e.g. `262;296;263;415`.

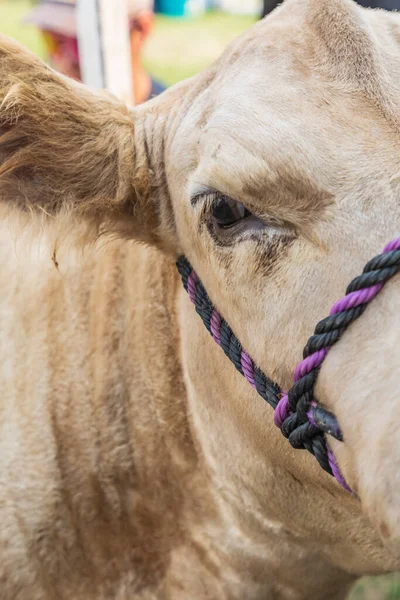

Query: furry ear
0;35;175;251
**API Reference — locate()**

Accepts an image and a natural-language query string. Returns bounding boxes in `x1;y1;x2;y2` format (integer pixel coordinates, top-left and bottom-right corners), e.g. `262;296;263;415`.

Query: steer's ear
0;35;176;253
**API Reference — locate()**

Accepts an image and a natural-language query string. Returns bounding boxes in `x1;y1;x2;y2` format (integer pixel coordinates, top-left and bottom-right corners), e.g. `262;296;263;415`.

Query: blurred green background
1;1;400;598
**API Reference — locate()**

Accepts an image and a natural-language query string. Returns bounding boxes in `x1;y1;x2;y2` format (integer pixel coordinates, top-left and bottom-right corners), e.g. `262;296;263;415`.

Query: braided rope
276;237;400;490
176;236;400;492
177;258;282;410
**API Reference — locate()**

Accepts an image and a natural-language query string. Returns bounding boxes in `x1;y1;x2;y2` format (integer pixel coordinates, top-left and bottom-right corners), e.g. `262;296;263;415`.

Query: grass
0;0;45;58
143;11;256;85
352;576;400;600
1;1;400;598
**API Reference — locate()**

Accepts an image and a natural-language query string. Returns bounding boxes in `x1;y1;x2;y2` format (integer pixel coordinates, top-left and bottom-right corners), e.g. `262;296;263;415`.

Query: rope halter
177;236;400;492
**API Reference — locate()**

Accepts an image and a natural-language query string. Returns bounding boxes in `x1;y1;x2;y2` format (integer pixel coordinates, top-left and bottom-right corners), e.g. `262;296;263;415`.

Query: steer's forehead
191;23;342;207
183;0;400;210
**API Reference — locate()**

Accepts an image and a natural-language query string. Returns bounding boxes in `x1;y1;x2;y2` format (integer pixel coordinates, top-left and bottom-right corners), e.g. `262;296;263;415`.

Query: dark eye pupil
212;197;250;228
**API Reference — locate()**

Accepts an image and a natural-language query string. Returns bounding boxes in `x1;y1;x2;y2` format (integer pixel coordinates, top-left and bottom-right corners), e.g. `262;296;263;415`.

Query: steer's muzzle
316;274;400;550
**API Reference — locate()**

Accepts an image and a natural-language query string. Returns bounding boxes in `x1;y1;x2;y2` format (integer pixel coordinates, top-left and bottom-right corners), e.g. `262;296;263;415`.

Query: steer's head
1;0;400;569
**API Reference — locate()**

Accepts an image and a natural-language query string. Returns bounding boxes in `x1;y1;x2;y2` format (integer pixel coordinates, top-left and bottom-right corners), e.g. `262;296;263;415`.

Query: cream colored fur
0;1;400;598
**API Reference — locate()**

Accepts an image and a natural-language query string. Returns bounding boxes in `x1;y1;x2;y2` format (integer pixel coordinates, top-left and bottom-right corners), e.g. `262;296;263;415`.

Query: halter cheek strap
177;237;400;492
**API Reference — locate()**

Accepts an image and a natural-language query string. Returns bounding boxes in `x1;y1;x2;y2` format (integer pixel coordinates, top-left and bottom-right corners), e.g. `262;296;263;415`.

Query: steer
0;0;400;598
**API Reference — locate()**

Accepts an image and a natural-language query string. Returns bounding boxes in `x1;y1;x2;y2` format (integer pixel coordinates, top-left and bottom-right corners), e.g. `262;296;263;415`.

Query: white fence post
76;0;134;105
76;0;104;90
98;0;134;105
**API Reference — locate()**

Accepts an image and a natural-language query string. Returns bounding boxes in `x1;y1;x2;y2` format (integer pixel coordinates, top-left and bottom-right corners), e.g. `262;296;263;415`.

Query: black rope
177;257;281;411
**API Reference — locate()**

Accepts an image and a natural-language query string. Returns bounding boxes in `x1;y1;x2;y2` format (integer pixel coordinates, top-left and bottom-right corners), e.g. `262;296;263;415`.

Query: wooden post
76;0;134;105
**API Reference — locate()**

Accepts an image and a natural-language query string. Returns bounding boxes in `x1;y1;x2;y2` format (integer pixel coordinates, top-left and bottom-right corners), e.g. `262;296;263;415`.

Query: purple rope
211;309;222;345
384;237;400;252
294;348;329;382
327;447;352;493
330;283;383;315
241;350;256;389
329;238;400;314
274;393;289;428
187;271;198;304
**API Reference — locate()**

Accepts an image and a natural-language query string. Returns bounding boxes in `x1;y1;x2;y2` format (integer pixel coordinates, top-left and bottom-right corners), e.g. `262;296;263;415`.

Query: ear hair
0;35;153;251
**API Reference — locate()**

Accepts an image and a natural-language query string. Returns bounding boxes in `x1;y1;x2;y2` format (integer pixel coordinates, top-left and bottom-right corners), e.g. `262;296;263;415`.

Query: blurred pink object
23;1;77;37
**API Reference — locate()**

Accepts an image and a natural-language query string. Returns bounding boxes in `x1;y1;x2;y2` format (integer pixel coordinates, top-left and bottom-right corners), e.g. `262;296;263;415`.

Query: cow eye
211;197;251;229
